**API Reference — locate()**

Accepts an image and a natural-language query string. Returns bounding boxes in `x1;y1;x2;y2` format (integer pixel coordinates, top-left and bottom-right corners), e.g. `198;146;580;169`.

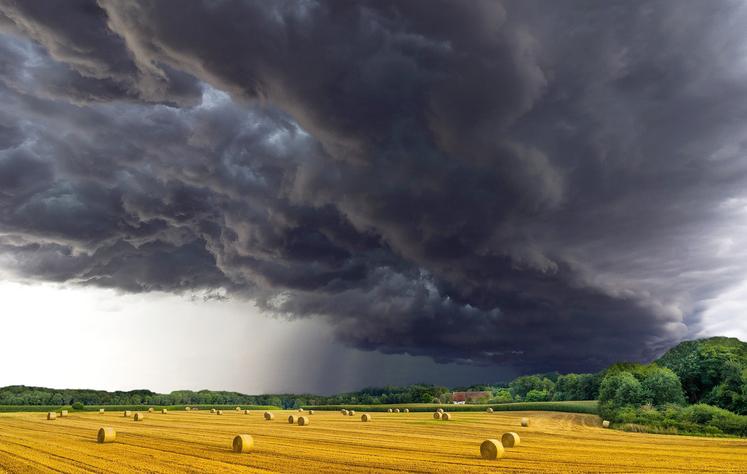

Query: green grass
302;400;598;414
0;404;280;413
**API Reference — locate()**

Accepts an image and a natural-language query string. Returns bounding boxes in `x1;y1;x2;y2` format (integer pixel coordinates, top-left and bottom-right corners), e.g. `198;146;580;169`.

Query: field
0;409;746;473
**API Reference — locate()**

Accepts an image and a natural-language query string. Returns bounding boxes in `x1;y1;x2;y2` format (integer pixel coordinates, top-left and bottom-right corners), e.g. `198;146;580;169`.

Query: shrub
72;402;84;410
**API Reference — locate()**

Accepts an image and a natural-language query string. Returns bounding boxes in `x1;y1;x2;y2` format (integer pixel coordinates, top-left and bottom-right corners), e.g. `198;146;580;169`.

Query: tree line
2;336;745;436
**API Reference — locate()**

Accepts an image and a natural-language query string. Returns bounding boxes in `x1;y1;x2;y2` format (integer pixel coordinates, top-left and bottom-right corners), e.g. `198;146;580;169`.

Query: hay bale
602;420;610;428
521;417;529;427
394;408;400;413
134;412;144;421
217;410;223;415
264;411;274;421
210;408;217;414
298;416;310;426
161;409;168;414
501;432;520;448
442;413;451;421
288;415;298;424
403;408;409;413
185;407;191;411
387;408;393;413
47;412;57;420
342;409;349;416
480;439;504;460
348;410;355;416
487;408;494;413
148;408;154;413
123;410;132;417
236;406;241;411
60;410;68;417
97;427;116;443
437;408;444;414
99;408;105;414
309;410;314;415
232;434;254;453
433;412;442;420
340;409;347;414
244;410;251;415
298;408;304;412
361;413;372;422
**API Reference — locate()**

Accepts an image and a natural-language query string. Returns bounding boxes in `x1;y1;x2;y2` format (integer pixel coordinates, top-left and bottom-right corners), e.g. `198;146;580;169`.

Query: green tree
491;389;512;403
641;367;686;406
525;389;549;402
509;375;555;400
599;371;645;416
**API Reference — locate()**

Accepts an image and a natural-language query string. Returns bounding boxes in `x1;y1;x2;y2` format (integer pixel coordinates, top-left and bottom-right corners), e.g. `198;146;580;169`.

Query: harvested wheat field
0;410;745;473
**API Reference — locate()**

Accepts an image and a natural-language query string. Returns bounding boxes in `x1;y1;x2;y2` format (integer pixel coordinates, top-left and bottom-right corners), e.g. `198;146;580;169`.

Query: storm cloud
2;0;747;374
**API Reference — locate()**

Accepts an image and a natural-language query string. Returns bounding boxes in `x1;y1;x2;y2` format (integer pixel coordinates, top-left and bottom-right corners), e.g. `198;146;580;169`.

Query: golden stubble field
0;409;745;473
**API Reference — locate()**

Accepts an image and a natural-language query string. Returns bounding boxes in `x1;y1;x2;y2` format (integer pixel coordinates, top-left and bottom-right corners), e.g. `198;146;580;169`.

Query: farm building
451;391;491;404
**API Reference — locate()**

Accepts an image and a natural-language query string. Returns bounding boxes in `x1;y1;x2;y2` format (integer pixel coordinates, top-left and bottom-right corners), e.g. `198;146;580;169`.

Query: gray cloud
1;0;746;375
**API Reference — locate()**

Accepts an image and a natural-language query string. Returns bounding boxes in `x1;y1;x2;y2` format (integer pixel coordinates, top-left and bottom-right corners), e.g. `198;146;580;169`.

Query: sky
1;0;747;394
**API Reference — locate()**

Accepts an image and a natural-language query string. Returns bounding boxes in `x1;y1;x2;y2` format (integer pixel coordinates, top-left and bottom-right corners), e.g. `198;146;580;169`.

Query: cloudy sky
1;0;747;395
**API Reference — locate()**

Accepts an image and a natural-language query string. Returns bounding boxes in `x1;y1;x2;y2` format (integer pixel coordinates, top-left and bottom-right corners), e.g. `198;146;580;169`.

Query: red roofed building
451;391;491;404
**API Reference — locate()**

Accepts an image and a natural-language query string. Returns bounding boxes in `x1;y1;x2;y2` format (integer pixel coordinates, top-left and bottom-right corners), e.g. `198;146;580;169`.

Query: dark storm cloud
1;0;747;372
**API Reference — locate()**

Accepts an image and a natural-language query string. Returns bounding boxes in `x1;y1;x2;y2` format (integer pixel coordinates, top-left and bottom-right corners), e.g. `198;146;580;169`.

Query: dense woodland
3;337;746;435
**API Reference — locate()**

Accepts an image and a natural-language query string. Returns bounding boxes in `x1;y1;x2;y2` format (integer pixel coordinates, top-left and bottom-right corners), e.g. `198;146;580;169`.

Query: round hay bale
298;416;310;426
217;410;223;415
394;408;400;413
348;410;355;416
487;408;494;413
602;420;610;428
298;408;304;412
264;411;274;421
134;412;144;421
148;408;154;413
192;407;199;411
433;412;442;420
520;417;529;427
123;410;132;417
342;409;349;416
60;410;68;417
501;432;520;448
185;407;191;411
480;439;504;460
161;409;168;414
340;408;346;414
99;408;105;414
309;410;314;415
442;413;451;421
97;427;116;443
437;408;444;414
244;410;251;415
232;434;254;453
387;408;393;413
361;413;372;422
288;415;298;424
210;408;217;414
47;412;57;420
403;408;409;413
236;406;241;411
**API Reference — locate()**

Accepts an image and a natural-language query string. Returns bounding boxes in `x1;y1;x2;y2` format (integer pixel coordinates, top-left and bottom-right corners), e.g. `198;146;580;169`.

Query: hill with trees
597;337;747;436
